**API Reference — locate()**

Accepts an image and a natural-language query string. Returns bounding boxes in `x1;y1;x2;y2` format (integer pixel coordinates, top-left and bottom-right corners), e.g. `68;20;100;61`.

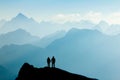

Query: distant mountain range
0;13;120;37
0;44;45;79
0;28;66;48
0;29;40;48
0;13;40;36
1;13;120;80
0;13;66;37
1;28;120;80
95;21;120;35
46;28;120;80
32;30;66;48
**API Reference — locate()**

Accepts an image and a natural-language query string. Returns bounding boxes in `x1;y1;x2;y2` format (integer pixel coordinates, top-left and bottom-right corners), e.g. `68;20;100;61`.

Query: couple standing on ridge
47;56;56;68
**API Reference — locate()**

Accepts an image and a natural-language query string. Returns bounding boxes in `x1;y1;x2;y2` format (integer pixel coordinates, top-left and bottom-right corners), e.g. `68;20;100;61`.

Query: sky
0;0;120;24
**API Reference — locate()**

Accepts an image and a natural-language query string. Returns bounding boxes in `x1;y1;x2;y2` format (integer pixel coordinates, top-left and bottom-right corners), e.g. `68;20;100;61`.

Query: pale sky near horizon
0;0;120;24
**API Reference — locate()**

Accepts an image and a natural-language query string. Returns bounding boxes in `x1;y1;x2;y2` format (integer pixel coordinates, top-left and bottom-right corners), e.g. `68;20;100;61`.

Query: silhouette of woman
51;56;56;68
47;57;50;67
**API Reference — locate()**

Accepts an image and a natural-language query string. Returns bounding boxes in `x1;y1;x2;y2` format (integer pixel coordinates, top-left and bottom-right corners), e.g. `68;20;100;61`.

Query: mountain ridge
1;13;120;37
1;29;120;80
16;63;98;80
0;29;40;48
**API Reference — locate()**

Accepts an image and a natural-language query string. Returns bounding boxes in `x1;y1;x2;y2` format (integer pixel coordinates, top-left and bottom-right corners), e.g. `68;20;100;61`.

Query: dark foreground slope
16;63;97;80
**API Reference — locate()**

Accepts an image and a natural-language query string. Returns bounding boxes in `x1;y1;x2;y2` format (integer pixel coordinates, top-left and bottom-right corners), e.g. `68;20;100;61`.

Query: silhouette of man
47;57;50;67
51;56;56;68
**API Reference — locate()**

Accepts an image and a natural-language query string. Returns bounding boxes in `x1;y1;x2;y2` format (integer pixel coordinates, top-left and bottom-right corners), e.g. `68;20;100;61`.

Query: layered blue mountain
1;28;120;80
0;44;45;73
0;13;66;37
46;28;120;80
0;29;39;47
32;30;66;48
0;44;47;80
1;13;120;37
0;13;40;35
66;20;95;29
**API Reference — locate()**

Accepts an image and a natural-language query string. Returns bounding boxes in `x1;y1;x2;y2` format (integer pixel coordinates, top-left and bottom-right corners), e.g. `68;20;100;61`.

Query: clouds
47;12;102;24
106;12;120;24
83;12;102;23
49;13;81;24
47;11;120;25
0;0;120;25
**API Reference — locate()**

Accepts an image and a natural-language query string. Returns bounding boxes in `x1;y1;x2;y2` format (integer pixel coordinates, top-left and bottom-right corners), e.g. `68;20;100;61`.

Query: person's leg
52;63;53;67
47;62;48;67
53;63;55;68
48;63;50;67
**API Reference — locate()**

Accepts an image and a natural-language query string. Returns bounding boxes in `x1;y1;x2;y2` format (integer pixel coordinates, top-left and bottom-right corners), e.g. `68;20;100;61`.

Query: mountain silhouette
0;44;44;75
14;13;28;20
46;28;120;80
32;30;66;48
1;13;120;37
0;13;40;36
16;63;97;80
0;29;39;48
0;13;65;37
1;29;120;80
